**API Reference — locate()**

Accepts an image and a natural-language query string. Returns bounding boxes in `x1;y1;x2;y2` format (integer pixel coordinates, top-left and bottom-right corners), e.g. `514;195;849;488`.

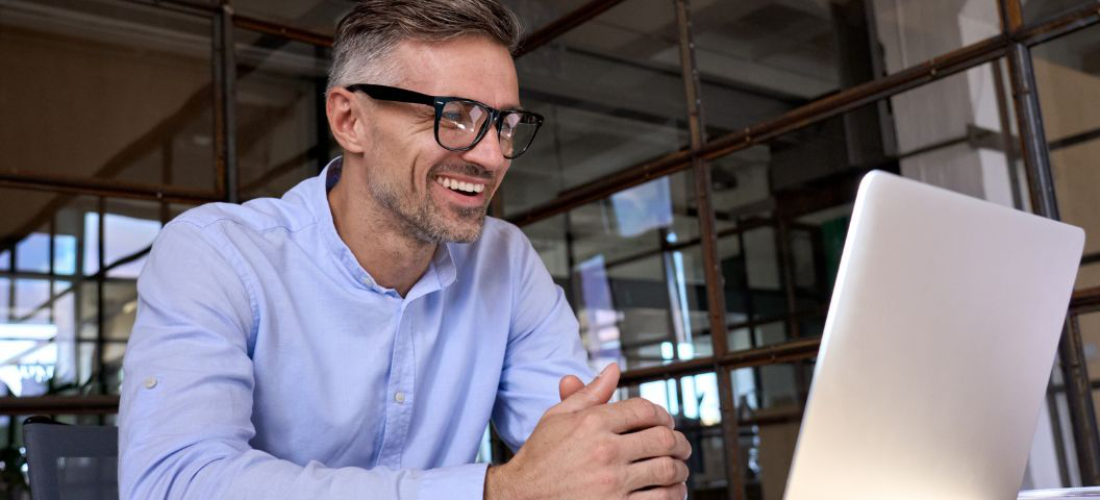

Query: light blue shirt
118;158;592;499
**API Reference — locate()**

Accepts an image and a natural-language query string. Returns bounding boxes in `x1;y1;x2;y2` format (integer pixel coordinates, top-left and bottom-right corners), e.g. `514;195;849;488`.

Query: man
119;1;691;499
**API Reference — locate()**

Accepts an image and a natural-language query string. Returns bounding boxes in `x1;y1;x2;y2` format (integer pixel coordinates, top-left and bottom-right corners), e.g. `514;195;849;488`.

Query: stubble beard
368;165;490;245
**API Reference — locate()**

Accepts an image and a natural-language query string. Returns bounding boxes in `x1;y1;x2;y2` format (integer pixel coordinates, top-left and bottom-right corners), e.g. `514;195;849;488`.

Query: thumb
559;375;585;401
552;363;620;414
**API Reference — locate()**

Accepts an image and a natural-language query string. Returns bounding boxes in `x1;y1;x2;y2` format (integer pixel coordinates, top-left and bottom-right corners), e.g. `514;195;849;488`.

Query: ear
326;87;367;154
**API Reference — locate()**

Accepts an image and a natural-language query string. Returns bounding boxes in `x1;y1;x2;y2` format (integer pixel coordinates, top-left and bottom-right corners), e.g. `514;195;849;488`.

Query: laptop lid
784;171;1084;499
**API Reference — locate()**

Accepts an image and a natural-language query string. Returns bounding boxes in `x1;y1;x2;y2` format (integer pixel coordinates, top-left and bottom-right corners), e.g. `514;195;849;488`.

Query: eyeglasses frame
345;83;544;160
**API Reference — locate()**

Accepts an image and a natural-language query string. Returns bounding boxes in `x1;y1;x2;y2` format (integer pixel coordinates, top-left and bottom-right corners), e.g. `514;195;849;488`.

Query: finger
558;374;585;402
594;398;674;433
627;482;688;500
619;426;691;462
551;363;620;414
624;457;689;492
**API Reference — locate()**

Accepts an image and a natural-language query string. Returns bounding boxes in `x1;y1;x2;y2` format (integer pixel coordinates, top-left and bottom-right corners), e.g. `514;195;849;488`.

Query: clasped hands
486;364;692;500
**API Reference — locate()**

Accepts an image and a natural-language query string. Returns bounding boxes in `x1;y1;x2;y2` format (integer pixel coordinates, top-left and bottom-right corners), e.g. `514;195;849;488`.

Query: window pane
14;279;51;322
696;0;1003;138
731;361;814;500
103;281;138;341
0;277;84;397
520;171;712;371
618;372;728;497
232;1;353;37
526;214;571;282
231;1;600;43
235;29;332;200
0;190;98;278
507;0;690;216
0;322;57;397
104;199;164;279
78;282;99;342
1032;26;1100;290
0;278;8;322
1022;0;1093;24
102;341;126;395
502;0;596;34
0;0;216;190
52;281;79;390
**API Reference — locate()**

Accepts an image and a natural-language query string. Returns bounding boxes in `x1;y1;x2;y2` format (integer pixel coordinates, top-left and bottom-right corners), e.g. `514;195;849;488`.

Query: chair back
22;416;118;500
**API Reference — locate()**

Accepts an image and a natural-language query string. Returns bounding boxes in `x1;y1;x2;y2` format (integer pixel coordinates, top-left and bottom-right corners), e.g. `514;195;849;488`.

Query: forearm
124;444;489;500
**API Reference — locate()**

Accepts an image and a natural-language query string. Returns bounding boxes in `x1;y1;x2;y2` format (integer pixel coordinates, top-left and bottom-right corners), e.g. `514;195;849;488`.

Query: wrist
484;463;522;500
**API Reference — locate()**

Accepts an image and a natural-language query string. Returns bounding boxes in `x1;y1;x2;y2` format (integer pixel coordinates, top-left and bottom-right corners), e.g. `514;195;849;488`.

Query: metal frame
213;2;239;203
4;0;1100;496
672;1;744;495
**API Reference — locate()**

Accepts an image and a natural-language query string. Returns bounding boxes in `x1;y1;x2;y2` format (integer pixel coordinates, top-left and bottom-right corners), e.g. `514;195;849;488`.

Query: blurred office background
1;0;1100;498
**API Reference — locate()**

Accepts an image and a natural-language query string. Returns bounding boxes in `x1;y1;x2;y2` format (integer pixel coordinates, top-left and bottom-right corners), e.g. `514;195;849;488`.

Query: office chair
22;416;118;500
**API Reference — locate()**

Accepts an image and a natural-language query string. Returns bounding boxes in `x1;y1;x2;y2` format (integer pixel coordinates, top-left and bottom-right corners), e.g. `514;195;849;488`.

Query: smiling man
118;1;690;499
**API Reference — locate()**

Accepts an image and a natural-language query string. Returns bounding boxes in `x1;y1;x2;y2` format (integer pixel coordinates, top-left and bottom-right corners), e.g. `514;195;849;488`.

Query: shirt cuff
417;462;489;500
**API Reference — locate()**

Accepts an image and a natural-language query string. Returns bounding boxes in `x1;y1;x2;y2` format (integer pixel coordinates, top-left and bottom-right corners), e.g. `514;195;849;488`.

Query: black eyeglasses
345;83;544;160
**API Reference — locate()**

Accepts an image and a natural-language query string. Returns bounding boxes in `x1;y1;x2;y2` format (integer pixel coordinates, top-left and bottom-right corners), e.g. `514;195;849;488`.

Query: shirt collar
311;157;458;298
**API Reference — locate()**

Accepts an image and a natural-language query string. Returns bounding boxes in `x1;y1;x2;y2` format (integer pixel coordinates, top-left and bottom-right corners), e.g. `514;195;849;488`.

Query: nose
460;123;508;173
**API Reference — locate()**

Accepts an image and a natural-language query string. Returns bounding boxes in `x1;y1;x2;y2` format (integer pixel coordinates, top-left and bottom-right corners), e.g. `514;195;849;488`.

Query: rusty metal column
1000;0;1100;484
673;0;745;498
213;2;239;203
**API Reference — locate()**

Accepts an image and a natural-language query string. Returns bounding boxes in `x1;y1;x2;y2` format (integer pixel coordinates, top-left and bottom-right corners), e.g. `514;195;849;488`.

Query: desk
1020;488;1100;498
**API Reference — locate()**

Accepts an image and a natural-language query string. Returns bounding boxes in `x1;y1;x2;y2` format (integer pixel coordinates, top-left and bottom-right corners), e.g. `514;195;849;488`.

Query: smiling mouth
433;175;487;197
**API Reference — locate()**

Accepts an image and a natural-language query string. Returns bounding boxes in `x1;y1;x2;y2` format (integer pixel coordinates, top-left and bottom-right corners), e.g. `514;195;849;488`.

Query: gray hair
327;0;522;91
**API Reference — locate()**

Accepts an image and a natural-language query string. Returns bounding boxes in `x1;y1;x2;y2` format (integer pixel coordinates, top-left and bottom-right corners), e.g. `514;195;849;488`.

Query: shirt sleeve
491;228;596;451
118;220;488;500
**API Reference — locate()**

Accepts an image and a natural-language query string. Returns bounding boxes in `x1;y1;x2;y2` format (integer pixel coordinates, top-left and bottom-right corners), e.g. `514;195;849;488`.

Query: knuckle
655;427;677;451
594;470;621;493
591;438;618;465
647;400;664;421
657;457;678;482
630;398;661;423
579;411;603;431
676;460;690;482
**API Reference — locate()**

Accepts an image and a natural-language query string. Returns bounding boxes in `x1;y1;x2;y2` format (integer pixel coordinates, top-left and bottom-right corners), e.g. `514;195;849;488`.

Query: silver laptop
784;171;1085;499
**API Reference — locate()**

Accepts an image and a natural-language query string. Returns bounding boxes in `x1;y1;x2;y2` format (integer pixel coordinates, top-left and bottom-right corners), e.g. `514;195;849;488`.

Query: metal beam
233;13;333;48
672;0;746;497
618;336;822;387
214;3;239;203
513;0;628;58
0;172;217;206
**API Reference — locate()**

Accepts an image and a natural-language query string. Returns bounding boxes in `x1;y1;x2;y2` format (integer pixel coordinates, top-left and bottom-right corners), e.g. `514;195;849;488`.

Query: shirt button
394;391;406;404
143;376;158;389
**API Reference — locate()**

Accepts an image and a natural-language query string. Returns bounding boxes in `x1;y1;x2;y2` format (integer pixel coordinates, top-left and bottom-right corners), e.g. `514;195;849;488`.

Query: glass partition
1032;25;1100;290
506;0;690;217
618;372;727;498
0;0;216;191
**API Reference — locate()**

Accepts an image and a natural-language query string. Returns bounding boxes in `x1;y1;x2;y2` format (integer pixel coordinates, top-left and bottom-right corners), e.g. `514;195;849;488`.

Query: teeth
435;176;485;195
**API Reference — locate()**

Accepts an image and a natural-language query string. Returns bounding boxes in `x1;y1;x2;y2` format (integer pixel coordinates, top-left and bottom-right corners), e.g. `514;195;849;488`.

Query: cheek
412;151;449;191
